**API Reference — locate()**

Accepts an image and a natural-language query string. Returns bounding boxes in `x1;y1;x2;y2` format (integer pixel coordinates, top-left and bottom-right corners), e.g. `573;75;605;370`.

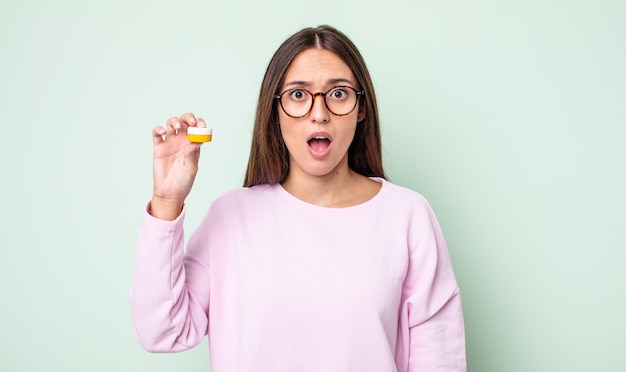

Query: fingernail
189;117;196;124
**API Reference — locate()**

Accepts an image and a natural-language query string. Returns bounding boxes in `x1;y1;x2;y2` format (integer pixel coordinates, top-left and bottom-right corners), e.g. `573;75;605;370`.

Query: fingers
182;113;207;129
166;114;206;132
152;126;166;145
166;117;182;135
180;112;197;127
154;113;207;145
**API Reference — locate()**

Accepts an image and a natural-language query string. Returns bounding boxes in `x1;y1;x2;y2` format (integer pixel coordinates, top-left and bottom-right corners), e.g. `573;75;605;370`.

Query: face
278;48;365;181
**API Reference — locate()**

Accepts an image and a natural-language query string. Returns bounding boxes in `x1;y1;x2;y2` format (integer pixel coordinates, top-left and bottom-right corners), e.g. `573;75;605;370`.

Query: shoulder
196;184;281;228
206;183;281;215
373;179;443;229
377;178;432;210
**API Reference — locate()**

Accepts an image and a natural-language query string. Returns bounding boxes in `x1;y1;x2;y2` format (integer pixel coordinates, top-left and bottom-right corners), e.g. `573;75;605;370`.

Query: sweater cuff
142;201;186;232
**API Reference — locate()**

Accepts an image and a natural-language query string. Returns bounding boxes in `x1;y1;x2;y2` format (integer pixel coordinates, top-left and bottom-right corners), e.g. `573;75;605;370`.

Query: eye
329;87;349;100
288;89;308;101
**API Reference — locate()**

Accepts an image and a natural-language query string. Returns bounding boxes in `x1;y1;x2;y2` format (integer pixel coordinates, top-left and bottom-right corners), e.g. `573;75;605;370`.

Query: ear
357;103;366;122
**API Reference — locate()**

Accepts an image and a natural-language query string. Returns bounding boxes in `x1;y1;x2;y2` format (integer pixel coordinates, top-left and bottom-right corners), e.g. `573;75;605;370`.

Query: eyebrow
283;78;356;89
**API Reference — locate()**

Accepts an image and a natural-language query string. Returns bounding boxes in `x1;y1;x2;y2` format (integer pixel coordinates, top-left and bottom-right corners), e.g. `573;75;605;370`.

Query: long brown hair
244;25;386;186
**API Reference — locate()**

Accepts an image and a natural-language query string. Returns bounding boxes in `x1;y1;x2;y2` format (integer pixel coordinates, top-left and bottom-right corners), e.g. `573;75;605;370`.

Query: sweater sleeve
129;204;211;352
398;200;467;371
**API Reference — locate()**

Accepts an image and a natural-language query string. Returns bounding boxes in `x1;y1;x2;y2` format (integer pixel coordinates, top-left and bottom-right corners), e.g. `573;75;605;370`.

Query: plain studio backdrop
0;0;624;371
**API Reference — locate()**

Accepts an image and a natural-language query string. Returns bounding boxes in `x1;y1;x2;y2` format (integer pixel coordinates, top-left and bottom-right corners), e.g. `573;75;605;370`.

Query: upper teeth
313;136;326;140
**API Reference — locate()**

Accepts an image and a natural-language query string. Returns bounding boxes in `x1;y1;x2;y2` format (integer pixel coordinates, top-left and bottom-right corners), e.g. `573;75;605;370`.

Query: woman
131;25;466;371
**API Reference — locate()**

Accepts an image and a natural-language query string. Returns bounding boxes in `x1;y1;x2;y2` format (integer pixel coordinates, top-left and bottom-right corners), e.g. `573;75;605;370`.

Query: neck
281;161;380;208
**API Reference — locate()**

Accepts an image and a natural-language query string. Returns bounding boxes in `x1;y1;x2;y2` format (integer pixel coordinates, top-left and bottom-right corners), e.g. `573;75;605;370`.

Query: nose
309;93;330;123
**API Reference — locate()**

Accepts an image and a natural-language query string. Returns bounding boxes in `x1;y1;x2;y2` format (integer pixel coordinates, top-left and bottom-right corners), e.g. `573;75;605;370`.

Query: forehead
283;48;356;87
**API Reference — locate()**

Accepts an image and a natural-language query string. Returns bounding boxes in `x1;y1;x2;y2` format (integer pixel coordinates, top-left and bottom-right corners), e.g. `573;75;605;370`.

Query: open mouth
308;135;331;153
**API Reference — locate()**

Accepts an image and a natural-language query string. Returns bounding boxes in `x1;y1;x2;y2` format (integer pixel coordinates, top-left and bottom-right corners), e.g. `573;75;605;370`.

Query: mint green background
1;0;624;371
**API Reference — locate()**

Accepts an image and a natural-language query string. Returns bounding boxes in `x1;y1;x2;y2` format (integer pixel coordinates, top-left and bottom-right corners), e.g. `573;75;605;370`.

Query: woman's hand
150;113;206;220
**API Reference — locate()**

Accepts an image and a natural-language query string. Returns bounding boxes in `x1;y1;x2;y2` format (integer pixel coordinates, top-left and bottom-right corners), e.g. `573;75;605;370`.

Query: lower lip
308;142;332;160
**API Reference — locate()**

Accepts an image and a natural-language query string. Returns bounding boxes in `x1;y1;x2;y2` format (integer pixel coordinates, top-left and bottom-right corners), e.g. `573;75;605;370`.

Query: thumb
184;142;202;168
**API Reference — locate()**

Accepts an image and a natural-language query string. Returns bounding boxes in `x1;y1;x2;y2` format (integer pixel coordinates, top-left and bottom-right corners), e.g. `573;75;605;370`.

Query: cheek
334;124;358;153
342;115;360;141
346;126;358;146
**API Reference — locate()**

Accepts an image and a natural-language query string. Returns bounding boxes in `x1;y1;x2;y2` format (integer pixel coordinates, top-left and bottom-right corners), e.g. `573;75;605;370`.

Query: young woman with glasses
130;25;466;371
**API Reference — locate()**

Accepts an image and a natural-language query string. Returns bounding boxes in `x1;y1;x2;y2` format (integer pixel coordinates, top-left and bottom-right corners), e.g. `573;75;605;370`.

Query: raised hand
150;113;206;220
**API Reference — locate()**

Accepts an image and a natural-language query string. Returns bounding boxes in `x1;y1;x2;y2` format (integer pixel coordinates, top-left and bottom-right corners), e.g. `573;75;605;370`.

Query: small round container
187;127;212;143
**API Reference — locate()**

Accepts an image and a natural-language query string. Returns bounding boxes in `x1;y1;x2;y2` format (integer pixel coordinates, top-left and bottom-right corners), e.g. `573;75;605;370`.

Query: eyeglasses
274;86;364;118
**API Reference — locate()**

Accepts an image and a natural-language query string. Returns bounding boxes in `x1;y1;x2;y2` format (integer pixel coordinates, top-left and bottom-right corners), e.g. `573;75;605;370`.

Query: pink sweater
130;179;466;371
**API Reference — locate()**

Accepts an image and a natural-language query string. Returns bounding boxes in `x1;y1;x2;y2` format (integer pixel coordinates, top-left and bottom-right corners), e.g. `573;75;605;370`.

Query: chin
288;152;348;179
305;162;344;178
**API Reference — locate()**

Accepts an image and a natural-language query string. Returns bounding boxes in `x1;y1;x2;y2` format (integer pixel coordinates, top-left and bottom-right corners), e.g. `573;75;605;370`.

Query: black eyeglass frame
274;86;365;118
